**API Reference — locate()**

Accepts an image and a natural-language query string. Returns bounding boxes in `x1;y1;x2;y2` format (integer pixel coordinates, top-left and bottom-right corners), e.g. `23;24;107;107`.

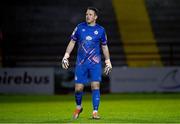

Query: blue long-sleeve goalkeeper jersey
71;22;107;66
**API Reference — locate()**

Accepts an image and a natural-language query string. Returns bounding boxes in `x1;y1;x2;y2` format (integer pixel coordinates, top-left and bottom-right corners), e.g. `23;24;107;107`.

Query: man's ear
95;15;98;20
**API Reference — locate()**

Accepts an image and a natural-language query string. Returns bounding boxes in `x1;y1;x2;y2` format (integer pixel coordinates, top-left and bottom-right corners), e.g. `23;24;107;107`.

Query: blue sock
92;89;100;111
75;91;83;107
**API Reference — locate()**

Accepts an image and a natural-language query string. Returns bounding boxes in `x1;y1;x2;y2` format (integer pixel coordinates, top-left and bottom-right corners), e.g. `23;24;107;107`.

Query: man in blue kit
62;7;112;119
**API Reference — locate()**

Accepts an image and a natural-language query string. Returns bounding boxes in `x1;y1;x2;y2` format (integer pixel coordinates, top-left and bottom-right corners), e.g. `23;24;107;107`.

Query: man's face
86;9;97;24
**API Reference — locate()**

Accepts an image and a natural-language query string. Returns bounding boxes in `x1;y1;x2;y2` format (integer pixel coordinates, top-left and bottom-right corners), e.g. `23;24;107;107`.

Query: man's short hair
87;7;99;16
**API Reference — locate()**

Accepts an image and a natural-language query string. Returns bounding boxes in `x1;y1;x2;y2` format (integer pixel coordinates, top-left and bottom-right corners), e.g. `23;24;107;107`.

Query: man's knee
75;83;84;92
91;81;100;90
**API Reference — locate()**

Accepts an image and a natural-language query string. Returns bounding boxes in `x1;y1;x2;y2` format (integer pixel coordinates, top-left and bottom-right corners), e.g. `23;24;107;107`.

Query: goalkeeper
62;7;112;119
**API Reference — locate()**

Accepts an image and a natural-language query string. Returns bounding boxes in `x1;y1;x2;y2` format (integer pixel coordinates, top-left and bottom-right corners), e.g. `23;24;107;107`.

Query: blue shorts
74;63;102;84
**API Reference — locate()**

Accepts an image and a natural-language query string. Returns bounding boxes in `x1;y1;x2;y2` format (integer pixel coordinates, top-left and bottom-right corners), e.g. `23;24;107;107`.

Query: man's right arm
65;40;76;56
62;40;76;69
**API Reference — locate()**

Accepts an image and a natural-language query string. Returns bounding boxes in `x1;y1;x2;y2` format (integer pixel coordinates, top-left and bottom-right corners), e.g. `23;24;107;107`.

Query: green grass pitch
0;93;180;123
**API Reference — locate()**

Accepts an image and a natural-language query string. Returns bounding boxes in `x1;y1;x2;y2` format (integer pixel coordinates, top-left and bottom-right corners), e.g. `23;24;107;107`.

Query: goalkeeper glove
62;53;70;69
104;59;112;75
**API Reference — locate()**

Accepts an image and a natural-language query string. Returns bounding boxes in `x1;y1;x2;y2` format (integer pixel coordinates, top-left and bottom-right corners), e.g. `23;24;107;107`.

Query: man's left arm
101;45;112;75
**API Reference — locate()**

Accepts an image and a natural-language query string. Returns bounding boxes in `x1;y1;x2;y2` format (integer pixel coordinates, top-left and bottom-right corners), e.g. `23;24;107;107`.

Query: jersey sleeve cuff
101;41;107;45
70;36;77;42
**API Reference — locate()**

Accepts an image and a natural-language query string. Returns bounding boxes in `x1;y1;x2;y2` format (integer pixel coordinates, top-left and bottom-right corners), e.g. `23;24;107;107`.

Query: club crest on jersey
94;30;98;35
82;29;85;32
86;36;92;41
